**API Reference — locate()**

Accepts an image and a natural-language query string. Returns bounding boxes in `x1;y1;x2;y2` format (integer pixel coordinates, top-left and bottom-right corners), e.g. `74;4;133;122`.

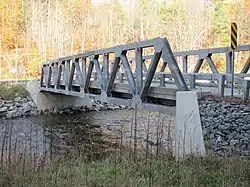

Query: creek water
0;109;175;164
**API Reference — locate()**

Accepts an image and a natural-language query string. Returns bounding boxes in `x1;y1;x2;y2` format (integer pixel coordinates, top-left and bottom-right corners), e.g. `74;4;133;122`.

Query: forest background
0;0;249;80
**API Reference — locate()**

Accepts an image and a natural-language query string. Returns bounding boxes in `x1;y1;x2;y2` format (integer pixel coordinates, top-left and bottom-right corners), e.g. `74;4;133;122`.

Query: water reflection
0;110;132;163
0;109;175;167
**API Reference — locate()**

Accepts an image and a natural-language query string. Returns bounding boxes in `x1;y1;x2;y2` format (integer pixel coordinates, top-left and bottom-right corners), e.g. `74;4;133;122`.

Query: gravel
199;97;250;157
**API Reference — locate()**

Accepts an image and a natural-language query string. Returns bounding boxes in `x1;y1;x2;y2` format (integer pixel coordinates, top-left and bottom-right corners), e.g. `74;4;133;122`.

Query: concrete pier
174;91;206;160
26;80;92;111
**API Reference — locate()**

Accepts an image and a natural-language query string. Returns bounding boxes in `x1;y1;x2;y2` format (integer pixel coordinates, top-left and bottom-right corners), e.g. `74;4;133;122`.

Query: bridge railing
40;37;250;104
127;44;250;74
90;71;250;100
40;37;188;105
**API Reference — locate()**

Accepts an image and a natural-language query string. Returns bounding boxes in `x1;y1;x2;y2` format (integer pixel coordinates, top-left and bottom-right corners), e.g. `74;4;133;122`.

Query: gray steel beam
43;44;249;70
241;56;250;74
218;75;225;97
205;54;218;73
66;60;70;74
62;63;69;90
140;51;162;99
182;55;188;73
121;52;136;95
161;38;188;91
40;38;250;103
52;63;58;89
107;56;121;96
40;66;45;87
143;59;148;73
136;48;143;95
160;61;167;72
46;66;52;88
55;64;62;89
103;54;109;91
193;58;204;73
93;55;104;91
226;52;232;74
74;59;84;89
82;57;86;86
68;60;75;91
174;44;250;56
84;58;94;93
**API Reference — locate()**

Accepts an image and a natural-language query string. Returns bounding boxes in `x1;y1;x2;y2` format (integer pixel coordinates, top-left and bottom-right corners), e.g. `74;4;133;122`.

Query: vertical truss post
188;74;196;89
242;81;250;100
66;60;70;74
44;65;47;87
62;61;69;91
136;47;143;96
160;73;166;87
55;64;62;89
218;74;225;97
182;55;188;73
103;53;109;91
82;57;86;88
226;52;232;74
119;73;124;83
68;58;75;91
40;65;45;87
46;65;52;88
53;63;58;89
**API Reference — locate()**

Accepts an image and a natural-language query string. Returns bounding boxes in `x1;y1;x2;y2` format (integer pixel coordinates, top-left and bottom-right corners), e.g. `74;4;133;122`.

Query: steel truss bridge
40;37;250;111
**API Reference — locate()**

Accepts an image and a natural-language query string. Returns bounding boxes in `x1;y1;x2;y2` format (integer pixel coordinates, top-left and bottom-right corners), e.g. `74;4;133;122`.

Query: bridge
40;37;250;111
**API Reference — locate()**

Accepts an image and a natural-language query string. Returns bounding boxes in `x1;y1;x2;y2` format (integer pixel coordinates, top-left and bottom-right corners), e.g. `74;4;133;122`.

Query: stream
0;109;175;164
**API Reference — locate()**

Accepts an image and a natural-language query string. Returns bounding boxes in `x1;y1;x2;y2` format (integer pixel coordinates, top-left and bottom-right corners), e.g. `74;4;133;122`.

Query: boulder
0;106;8;113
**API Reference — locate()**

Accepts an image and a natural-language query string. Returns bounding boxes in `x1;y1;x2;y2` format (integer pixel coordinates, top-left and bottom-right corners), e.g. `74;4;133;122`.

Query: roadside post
231;22;237;97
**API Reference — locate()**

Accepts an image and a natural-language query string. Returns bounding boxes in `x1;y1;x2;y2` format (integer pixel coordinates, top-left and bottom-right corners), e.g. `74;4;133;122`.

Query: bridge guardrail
91;72;250;100
40;37;188;106
126;44;250;74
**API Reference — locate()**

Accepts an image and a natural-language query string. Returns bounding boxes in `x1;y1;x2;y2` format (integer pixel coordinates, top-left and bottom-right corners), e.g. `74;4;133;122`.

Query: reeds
0;109;249;187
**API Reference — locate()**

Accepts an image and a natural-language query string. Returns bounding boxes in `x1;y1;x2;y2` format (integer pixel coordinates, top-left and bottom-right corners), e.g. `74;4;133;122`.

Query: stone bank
199;97;250;157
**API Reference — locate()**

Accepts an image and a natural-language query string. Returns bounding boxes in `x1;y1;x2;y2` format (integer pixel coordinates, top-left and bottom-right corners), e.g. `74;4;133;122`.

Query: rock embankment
0;97;38;118
0;97;128;119
199;97;250;157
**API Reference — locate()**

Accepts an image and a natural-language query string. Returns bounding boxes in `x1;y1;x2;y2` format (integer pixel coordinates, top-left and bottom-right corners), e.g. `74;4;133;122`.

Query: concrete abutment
26;80;92;111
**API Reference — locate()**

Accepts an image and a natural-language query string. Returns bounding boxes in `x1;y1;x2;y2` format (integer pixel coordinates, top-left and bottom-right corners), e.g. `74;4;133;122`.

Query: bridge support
26;80;92;111
174;91;206;160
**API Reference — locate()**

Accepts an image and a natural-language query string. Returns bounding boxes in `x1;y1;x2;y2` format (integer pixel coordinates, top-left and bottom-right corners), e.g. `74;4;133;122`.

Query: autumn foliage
0;0;249;80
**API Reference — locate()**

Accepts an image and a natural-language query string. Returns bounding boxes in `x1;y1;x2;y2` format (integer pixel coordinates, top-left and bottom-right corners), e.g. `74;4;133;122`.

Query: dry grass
0;106;250;187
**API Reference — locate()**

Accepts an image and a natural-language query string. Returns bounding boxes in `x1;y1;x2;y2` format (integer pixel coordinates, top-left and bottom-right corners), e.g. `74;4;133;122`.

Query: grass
0;154;250;187
0;85;29;100
0;102;250;186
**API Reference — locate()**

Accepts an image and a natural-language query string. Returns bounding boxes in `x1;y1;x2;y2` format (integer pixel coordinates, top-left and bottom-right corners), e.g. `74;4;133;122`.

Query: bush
0;85;29;100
